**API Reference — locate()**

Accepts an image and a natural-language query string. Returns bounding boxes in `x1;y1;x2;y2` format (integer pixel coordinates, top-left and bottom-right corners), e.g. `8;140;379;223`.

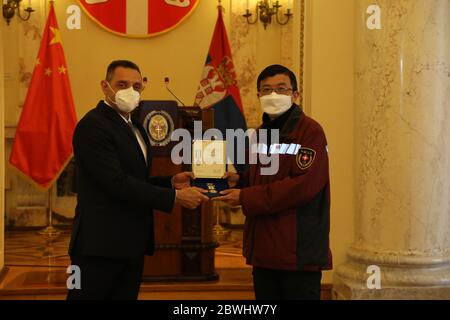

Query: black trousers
252;267;322;300
66;255;144;300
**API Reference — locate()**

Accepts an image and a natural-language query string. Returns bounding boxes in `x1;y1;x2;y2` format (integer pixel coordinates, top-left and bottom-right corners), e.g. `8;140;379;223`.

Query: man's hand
222;172;240;188
175;187;209;209
172;171;195;190
213;189;241;207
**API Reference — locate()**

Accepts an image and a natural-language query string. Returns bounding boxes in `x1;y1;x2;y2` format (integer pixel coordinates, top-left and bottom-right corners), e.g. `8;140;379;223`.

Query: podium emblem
144;110;174;146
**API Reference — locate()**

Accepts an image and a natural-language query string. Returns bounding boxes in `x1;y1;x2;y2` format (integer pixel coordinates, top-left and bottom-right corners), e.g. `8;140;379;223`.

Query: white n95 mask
108;84;140;113
259;92;292;118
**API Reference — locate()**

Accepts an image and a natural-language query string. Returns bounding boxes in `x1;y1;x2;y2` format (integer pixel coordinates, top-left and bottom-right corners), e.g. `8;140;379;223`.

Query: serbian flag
9;2;77;190
194;6;247;166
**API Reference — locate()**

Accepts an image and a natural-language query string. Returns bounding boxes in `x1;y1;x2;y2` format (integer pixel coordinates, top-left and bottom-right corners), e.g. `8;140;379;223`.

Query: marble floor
0;228;254;300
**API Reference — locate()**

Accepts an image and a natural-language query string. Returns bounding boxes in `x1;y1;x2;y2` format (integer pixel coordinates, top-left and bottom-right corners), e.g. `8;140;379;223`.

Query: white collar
104;100;131;123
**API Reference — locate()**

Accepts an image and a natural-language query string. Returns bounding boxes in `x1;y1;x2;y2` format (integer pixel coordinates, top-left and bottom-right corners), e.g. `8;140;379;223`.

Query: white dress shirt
104;100;147;164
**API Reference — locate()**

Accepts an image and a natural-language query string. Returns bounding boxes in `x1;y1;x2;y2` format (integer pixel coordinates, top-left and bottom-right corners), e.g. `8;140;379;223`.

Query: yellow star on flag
50;26;62;45
36;58;41;66
58;65;67;74
45;68;52;76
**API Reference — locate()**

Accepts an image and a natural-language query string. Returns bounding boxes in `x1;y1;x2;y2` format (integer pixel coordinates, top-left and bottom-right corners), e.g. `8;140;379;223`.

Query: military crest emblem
78;0;199;38
144;110;174;146
296;147;316;170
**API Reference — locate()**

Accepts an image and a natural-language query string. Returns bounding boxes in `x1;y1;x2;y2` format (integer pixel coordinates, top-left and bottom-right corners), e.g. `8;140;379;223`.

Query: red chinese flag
9;2;77;190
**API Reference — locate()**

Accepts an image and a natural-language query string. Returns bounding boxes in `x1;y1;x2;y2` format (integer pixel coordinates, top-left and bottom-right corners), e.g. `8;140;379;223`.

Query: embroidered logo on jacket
296;147;316;170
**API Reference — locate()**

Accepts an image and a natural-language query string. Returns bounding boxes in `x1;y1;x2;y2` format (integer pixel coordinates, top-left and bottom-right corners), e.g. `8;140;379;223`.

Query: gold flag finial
217;0;225;12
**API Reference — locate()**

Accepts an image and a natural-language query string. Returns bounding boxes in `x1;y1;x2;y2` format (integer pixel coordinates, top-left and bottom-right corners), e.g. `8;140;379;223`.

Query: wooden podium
134;101;219;281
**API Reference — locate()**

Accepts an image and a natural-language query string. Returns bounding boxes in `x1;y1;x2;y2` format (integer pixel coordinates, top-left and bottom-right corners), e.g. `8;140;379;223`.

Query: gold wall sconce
243;0;293;29
2;0;34;25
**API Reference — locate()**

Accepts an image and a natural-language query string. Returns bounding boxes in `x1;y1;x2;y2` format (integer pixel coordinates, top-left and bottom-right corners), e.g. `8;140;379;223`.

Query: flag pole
38;184;61;236
212;201;230;237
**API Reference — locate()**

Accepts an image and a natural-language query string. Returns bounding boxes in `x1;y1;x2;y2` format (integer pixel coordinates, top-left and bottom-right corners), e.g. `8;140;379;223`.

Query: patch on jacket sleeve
296;147;316;170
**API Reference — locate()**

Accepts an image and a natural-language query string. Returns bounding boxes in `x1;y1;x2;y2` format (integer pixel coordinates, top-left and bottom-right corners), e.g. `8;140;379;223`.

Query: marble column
334;0;450;299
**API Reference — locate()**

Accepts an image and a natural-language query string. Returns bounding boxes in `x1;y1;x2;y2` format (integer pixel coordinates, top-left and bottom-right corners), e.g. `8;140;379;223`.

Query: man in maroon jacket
215;64;332;300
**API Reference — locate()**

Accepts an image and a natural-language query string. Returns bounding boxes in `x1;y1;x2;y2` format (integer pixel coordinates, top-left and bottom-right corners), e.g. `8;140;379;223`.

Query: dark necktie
127;119;134;130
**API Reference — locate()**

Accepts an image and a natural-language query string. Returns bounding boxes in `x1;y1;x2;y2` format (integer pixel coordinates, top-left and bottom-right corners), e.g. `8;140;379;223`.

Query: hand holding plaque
192;140;228;198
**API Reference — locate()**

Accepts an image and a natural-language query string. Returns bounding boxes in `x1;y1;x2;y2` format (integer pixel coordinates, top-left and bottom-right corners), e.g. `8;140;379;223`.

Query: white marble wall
335;0;450;299
3;0;52;228
355;0;450;254
3;0;47;125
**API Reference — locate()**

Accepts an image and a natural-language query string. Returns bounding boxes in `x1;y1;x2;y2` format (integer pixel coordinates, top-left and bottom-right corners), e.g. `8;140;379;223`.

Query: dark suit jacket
68;101;176;259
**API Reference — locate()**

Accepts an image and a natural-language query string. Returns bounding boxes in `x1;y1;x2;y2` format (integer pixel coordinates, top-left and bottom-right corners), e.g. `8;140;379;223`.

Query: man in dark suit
67;60;208;300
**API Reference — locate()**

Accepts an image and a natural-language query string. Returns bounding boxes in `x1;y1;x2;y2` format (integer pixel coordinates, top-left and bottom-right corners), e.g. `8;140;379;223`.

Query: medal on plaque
192;140;228;198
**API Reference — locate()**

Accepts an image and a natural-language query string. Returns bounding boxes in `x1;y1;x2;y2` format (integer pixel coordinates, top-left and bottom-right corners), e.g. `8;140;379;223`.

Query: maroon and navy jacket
239;104;332;271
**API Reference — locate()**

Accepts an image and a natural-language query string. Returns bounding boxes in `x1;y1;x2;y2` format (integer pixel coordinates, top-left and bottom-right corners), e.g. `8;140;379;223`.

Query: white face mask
259;92;292;118
107;83;140;113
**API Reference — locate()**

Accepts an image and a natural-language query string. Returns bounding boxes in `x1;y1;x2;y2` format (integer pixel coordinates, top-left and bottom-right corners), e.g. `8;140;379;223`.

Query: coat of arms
144;110;174;146
78;0;199;37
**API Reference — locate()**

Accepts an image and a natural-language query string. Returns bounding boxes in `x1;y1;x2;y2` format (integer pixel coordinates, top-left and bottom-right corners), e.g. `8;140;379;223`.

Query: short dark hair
105;60;141;82
257;64;298;92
